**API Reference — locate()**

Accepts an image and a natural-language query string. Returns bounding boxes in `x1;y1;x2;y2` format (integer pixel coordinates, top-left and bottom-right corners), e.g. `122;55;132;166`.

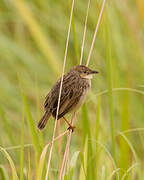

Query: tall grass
20;110;25;180
105;23;116;162
0;0;144;179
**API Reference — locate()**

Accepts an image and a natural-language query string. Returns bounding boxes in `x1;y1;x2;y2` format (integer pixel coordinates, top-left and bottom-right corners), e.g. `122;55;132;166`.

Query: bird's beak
90;70;99;74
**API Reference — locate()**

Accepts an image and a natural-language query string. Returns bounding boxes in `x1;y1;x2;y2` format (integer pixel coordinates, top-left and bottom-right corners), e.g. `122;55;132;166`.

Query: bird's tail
37;111;51;130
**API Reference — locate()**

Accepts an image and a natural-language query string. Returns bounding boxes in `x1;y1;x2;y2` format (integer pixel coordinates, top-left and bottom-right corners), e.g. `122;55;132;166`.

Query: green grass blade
66;151;80;180
95;97;100;143
101;166;106;180
0;165;9;180
119;92;130;178
79;136;88;180
105;23;116;162
81;104;91;142
0;147;18;180
0;105;16;145
121;163;139;180
95;97;100;179
36;144;49;180
34;76;44;148
81;103;95;179
119;132;141;179
21;90;42;159
20;110;25;180
28;152;31;180
70;151;80;170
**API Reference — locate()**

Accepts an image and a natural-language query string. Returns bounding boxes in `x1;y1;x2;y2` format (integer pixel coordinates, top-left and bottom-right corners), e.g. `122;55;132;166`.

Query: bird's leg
62;116;75;132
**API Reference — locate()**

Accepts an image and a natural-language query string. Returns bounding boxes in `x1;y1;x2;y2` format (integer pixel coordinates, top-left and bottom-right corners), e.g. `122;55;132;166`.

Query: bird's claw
67;125;75;132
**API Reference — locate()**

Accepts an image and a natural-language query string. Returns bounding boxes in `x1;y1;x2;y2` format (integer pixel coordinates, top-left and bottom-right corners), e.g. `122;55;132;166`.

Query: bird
37;65;98;131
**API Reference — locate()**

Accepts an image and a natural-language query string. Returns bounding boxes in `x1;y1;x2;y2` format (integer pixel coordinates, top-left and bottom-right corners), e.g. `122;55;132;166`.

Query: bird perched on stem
37;65;98;132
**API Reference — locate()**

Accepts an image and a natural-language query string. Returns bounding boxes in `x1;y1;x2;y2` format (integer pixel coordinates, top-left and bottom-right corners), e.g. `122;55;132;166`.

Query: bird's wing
44;93;50;110
44;74;69;111
44;73;83;118
57;90;82;119
52;78;83;119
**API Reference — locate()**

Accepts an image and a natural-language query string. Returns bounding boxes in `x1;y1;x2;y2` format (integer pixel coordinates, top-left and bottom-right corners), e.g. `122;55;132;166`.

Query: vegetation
0;0;144;179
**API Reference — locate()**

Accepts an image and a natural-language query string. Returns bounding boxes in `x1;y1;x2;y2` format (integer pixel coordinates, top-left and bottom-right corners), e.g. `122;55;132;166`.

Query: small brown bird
37;65;98;131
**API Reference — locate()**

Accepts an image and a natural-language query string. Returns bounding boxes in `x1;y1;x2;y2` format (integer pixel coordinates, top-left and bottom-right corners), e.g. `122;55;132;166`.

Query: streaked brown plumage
37;65;98;131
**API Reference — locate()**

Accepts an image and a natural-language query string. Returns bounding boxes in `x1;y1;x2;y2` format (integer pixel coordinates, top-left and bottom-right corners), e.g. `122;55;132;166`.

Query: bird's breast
71;79;91;112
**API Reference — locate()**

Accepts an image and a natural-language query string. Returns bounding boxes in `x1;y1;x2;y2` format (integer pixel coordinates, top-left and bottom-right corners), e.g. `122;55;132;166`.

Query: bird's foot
67;125;75;132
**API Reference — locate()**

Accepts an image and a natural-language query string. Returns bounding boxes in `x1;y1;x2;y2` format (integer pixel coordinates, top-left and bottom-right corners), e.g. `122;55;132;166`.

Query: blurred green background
0;0;144;179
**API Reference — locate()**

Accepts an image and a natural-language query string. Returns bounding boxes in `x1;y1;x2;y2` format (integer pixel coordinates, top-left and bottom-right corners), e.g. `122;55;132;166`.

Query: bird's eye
84;71;87;73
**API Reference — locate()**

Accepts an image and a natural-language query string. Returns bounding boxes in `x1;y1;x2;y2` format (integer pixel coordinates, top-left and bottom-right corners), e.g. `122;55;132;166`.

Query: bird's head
72;65;99;80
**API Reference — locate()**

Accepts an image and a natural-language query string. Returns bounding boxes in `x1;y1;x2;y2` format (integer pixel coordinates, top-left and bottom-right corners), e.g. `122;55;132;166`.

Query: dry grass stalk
45;0;75;179
57;121;62;161
46;0;106;178
59;112;76;180
86;0;106;66
80;0;91;65
39;129;69;162
58;0;107;179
